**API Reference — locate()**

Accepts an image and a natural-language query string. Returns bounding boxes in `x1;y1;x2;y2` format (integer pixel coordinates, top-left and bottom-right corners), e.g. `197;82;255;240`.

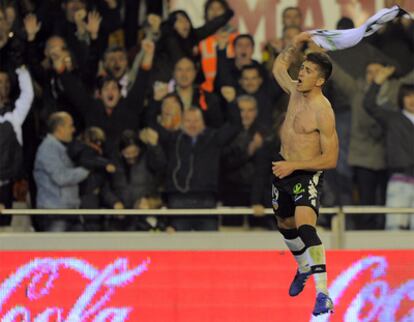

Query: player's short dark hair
305;52;333;83
398;83;414;110
234;34;255;48
336;17;355;30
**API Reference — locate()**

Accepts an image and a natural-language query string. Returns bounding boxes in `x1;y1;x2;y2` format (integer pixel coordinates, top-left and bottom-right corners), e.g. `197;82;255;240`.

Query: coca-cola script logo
0;257;150;321
311;256;414;321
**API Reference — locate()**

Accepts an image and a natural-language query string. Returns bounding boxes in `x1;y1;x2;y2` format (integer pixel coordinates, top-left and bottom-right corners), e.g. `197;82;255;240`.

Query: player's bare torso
280;91;331;162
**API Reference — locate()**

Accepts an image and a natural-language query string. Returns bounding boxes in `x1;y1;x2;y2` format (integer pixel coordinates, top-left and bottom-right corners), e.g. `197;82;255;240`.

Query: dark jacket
0;117;23;181
26;38;102;133
107;145;165;208
153;9;234;82
0;33;26;73
52;3;120;67
58;68;150;154
158;104;241;194
364;84;414;176
221;123;268;191
67;140;115;208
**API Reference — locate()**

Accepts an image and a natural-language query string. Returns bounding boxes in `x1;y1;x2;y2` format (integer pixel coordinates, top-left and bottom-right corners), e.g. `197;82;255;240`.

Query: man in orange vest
199;0;238;93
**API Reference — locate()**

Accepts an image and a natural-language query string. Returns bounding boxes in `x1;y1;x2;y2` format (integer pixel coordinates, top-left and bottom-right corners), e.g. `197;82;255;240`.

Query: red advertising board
0;250;413;321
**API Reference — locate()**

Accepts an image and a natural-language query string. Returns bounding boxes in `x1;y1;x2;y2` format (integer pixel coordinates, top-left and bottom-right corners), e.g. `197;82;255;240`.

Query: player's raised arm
272;32;311;94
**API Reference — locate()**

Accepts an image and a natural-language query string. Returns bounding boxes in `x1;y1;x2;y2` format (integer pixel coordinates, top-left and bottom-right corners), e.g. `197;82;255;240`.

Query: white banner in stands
170;0;414;59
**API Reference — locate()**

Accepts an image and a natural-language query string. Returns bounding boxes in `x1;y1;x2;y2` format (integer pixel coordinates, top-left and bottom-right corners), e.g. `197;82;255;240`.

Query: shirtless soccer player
272;32;338;316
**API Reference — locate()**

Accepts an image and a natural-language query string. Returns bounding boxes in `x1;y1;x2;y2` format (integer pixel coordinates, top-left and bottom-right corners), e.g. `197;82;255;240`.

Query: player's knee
278;227;298;239
297;224;322;247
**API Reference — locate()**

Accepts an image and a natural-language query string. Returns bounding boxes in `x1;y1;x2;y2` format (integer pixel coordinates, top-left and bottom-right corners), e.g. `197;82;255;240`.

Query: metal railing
0;207;339;215
1;206;413;249
332;206;414;249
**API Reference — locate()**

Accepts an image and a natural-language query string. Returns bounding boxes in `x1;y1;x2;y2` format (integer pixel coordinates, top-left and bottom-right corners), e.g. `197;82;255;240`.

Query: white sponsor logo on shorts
308;171;322;208
272;185;279;210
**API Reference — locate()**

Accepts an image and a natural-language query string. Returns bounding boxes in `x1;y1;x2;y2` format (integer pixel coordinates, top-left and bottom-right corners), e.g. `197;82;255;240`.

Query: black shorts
272;155;324;219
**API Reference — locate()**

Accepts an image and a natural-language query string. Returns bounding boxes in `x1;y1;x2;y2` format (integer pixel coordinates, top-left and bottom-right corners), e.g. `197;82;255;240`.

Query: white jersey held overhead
309;6;411;51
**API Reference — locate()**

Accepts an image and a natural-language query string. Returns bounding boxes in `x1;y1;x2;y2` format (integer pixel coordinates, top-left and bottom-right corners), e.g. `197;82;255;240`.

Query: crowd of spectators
0;0;413;232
